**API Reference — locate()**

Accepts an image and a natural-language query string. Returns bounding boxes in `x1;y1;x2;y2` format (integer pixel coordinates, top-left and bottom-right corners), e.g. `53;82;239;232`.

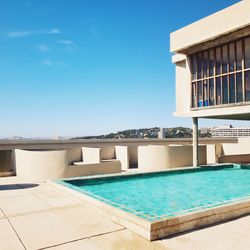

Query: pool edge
150;199;250;240
48;166;250;241
48;179;152;240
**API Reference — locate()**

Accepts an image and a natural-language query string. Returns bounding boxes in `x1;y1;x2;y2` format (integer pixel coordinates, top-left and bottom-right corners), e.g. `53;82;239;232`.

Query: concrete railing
0;138;239;175
0;138;236;173
6;135;250;181
0;138;237;150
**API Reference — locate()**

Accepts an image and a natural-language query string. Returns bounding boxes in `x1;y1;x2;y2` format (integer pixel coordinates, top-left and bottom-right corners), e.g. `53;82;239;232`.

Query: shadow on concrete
0;183;39;190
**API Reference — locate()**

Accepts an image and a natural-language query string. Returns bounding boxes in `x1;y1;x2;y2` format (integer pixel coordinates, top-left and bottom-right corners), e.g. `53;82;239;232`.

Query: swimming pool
54;164;250;240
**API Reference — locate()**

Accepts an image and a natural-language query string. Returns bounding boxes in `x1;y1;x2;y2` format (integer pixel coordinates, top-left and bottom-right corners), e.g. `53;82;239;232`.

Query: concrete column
192;117;199;167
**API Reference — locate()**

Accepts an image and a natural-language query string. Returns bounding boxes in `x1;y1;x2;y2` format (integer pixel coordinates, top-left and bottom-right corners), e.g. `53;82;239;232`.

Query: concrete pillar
192;117;199;167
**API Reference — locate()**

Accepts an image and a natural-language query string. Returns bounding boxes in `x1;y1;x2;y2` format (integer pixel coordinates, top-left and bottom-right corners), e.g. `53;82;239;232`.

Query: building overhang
173;104;250;120
171;53;186;63
170;1;250;54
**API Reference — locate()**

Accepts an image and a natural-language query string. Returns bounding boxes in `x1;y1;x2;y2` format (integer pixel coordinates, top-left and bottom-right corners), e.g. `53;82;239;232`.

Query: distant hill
72;127;211;139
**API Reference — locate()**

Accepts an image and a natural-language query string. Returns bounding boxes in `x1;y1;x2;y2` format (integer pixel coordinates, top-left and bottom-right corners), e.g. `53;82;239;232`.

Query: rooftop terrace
1;175;250;250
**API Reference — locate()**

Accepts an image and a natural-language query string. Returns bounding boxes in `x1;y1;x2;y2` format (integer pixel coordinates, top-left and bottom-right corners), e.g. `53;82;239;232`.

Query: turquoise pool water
60;165;250;222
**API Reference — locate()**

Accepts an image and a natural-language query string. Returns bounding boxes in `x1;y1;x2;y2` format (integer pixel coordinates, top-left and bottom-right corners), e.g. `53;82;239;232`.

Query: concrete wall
238;138;250;145
67;148;82;165
221;138;250;156
12;137;250;181
100;146;115;160
0;138;235;150
222;143;250;156
0;150;12;173
15;149;68;182
82;147;101;164
175;59;190;115
114;146;139;170
115;146;129;170
15;149;121;182
138;145;206;171
0;138;234;174
207;145;216;164
206;144;222;164
128;146;138;166
170;1;250;52
64;161;121;178
67;146;116;164
219;154;250;164
206;138;250;164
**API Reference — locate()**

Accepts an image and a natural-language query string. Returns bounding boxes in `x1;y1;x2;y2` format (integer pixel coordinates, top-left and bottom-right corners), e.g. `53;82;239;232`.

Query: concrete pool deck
0;176;250;250
51;165;250;241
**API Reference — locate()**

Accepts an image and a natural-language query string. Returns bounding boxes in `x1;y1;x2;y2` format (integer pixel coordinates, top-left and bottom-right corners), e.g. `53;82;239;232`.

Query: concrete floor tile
161;234;248;250
55;205;124;237
25;183;56;194
0;218;25;250
89;229;166;250
2;176;250;250
0;193;50;216
34;191;80;208
0;209;5;218
0;176;26;185
10;210;87;250
47;239;101;250
160;216;250;250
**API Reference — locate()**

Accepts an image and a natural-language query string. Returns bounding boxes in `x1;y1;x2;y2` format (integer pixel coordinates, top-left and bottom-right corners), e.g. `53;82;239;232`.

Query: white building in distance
211;125;250;138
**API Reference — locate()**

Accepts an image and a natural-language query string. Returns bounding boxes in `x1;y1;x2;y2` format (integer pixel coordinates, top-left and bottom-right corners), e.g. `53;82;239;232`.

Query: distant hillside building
211;125;250;138
158;128;166;139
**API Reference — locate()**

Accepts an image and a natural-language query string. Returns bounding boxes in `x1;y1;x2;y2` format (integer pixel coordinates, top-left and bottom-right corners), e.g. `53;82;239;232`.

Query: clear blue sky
1;0;247;138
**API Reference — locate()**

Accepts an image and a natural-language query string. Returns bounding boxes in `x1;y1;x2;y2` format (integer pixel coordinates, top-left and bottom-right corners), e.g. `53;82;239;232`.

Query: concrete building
211;124;250;138
170;0;250;166
158;128;166;139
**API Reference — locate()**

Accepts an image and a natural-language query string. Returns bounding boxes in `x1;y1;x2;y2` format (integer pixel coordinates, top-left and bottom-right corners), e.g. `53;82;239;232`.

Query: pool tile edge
48;179;152;240
150;199;250;240
48;166;250;241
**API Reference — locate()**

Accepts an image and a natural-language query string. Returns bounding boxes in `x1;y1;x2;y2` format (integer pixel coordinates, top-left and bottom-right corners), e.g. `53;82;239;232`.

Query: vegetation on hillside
72;127;211;139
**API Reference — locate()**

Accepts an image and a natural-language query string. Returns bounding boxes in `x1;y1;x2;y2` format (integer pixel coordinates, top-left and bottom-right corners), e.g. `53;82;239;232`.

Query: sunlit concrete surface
0;176;250;250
